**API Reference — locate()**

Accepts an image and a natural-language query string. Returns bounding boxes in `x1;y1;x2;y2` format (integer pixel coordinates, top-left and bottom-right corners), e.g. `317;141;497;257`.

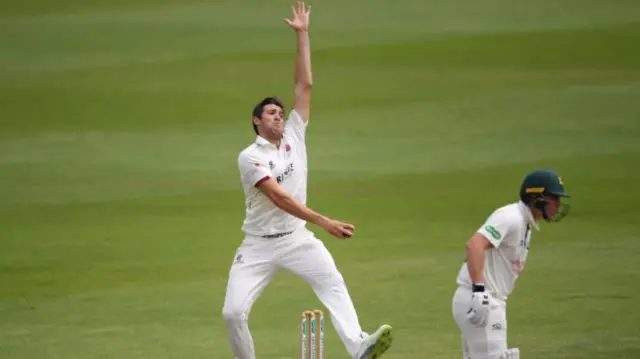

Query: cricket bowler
221;3;393;359
452;169;571;359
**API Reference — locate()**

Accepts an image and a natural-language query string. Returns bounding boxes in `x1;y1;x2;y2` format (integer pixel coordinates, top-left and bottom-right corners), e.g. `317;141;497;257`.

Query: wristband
472;283;485;292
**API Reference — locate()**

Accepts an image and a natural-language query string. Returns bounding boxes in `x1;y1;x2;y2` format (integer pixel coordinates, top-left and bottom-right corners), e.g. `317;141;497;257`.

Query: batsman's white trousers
452;286;508;359
222;227;365;359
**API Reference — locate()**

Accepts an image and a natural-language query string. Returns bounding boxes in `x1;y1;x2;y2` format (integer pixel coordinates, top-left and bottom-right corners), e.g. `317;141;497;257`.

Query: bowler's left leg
275;228;393;359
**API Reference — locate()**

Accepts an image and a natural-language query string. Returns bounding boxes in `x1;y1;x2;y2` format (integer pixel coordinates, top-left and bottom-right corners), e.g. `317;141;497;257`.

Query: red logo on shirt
285;144;291;152
511;260;525;274
255;163;260;167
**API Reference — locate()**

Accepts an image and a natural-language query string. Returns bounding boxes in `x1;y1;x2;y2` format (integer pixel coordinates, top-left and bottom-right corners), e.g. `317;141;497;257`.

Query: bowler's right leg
222;237;278;359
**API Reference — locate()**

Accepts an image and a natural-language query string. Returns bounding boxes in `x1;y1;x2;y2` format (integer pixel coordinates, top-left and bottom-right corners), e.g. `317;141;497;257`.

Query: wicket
300;309;324;359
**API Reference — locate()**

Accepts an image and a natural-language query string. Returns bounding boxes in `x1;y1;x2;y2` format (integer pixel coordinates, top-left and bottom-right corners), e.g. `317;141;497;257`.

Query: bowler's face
255;104;285;139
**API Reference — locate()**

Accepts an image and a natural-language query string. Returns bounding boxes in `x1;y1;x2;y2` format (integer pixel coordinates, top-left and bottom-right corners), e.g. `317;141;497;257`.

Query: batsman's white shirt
237;110;308;236
456;201;539;302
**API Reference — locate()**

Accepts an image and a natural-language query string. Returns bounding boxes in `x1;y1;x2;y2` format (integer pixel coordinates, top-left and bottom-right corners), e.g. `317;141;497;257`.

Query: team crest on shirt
269;161;275;169
285;144;291;152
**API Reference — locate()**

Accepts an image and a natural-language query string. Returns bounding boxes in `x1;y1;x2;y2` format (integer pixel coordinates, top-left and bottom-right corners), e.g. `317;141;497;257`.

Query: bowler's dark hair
252;97;285;135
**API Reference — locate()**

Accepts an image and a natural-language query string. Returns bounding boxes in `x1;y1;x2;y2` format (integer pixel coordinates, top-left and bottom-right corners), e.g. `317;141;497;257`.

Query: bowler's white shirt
237;110;308;236
456;201;539;302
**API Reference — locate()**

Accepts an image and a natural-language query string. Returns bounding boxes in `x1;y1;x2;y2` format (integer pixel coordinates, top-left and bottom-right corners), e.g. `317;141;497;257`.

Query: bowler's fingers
341;223;354;238
332;229;348;239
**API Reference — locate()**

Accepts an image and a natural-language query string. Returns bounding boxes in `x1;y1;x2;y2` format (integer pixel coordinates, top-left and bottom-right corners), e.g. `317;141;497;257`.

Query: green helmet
519;169;571;222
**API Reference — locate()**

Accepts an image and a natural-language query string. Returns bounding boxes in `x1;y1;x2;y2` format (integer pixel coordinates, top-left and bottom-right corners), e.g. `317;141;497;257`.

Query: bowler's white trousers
452;286;508;359
222;227;366;359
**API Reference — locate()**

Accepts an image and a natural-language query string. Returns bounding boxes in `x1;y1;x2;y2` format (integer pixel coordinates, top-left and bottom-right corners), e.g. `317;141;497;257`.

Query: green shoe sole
360;325;393;359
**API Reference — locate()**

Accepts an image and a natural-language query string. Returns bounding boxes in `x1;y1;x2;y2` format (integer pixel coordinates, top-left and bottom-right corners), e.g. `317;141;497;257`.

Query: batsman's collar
518;200;540;231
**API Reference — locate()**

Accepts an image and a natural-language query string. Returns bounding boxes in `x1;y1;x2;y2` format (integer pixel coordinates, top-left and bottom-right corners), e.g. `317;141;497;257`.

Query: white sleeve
238;152;272;188
284;109;308;144
477;209;515;248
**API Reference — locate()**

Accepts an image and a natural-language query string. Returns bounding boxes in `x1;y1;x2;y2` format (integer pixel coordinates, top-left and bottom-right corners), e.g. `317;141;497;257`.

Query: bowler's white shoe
353;324;393;359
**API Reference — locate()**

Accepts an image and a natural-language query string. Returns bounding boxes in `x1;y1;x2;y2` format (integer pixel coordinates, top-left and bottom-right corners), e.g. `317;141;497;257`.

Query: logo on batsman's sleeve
484;225;502;240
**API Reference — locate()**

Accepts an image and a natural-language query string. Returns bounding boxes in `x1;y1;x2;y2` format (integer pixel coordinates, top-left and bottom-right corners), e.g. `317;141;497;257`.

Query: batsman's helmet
519;169;571;222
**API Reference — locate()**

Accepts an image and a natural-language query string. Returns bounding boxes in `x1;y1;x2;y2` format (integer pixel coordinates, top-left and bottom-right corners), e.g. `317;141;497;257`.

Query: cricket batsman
452;169;571;359
221;3;393;359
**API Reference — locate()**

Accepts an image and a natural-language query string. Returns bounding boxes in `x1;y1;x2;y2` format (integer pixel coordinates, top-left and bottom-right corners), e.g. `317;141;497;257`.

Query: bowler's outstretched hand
284;1;311;32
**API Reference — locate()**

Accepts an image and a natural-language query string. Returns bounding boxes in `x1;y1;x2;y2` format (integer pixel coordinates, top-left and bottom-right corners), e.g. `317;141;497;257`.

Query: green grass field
1;0;640;358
